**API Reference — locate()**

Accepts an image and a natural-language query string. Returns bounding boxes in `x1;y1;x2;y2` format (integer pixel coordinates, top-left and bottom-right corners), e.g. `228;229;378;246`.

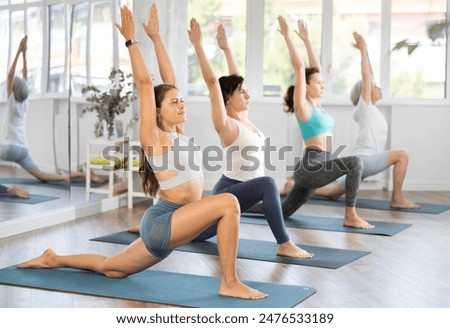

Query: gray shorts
0;143;37;173
337;152;389;188
140;199;181;258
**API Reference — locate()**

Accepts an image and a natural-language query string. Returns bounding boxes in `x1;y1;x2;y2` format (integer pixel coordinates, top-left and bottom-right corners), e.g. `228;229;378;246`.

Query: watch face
126;40;137;47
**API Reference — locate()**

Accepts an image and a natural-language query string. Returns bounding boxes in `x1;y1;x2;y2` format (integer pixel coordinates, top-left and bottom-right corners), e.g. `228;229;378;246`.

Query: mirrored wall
0;0;134;233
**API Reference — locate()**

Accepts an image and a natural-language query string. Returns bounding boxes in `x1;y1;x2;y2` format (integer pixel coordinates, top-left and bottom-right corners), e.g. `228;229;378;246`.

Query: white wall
0;98;69;173
390;104;450;190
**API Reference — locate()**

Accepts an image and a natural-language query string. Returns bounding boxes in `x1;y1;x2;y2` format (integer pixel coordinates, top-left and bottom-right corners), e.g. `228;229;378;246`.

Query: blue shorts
140;199;181;259
0;143;37;173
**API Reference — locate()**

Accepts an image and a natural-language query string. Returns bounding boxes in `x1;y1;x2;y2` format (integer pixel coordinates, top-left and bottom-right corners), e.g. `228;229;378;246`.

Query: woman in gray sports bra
17;5;267;301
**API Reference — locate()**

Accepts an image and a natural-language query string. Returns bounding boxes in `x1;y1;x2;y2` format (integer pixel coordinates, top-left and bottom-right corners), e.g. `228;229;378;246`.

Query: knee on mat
104;270;129;278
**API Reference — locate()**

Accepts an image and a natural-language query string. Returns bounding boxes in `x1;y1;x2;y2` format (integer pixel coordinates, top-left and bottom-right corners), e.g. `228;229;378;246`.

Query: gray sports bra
146;132;203;190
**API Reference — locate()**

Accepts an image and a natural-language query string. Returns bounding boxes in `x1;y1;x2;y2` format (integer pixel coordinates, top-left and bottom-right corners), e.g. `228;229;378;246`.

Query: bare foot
128;225;140;234
17;249;57;269
390;198;421;209
277;240;314;259
280;179;294;196
343;214;375;229
7;185;30;199
219;279;268;300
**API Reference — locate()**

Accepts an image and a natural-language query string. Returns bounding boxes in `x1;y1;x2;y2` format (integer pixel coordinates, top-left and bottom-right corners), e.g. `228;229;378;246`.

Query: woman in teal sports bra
278;16;374;229
17;5;267;301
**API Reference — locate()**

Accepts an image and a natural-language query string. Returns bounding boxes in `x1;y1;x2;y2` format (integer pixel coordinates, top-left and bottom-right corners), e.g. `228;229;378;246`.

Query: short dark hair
218;74;244;105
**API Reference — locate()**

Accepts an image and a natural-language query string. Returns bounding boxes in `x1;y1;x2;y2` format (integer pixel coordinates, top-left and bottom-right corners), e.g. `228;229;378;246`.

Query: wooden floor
0;190;449;308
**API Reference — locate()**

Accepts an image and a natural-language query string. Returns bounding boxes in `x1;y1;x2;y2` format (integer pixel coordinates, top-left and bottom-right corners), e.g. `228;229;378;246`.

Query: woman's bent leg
168;193;267;300
214;176;313;258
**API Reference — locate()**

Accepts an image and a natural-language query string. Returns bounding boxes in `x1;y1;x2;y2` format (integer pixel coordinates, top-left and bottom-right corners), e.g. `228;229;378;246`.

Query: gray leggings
282;148;363;217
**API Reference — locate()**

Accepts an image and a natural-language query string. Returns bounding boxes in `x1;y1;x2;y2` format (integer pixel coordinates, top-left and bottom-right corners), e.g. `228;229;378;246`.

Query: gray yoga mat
308;196;450;214
0;193;59;204
0;265;315;308
91;232;370;269
241;213;411;236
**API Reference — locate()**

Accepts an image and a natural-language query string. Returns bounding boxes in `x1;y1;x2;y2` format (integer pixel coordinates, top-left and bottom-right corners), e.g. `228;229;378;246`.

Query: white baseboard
0;195;126;239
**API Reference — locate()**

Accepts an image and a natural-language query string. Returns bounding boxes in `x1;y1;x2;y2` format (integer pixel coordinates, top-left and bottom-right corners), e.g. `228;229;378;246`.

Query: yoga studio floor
0;190;449;308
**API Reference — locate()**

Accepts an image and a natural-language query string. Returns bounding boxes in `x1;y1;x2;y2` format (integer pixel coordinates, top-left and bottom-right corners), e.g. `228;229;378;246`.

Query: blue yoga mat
241;213;411;236
0;266;315;308
0;177;106;190
308;196;450;214
0;193;59;204
91;232;370;269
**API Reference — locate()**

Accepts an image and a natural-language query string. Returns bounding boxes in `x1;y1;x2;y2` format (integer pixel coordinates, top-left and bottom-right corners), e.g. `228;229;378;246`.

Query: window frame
1;0;449;105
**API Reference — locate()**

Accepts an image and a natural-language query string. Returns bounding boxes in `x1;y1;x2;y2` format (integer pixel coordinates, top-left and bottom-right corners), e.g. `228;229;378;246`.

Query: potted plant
82;68;137;139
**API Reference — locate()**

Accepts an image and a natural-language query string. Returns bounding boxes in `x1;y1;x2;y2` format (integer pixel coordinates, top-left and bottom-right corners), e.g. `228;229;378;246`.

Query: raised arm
296;19;321;70
115;6;159;149
278;16;309;121
188;18;238;145
216;24;241;76
7;36;27;98
352;32;372;104
142;3;176;86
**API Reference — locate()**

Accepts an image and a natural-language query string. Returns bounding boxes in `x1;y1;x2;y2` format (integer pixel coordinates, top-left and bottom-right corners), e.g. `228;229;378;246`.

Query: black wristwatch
125;39;138;48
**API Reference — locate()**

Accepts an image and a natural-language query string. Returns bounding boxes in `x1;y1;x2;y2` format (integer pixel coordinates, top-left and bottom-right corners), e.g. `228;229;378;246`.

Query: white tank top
3;95;28;148
352;97;388;156
223;120;266;181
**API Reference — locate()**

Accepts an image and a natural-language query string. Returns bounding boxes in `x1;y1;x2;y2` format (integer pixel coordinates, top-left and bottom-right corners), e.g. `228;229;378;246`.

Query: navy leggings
282;148;363;217
0;184;8;194
194;175;290;244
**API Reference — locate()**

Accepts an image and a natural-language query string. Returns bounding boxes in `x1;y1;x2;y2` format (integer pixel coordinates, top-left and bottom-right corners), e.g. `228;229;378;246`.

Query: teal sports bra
146;132;203;190
297;106;335;141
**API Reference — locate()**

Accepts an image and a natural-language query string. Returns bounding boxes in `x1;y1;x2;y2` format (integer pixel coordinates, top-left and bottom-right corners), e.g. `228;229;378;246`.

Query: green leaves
82;68;137;139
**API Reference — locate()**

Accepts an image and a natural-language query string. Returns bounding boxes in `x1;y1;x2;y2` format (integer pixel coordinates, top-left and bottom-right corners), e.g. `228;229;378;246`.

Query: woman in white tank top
189;20;314;259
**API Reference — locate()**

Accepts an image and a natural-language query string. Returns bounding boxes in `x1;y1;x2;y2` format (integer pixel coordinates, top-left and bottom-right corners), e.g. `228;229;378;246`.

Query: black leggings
282;148;363;217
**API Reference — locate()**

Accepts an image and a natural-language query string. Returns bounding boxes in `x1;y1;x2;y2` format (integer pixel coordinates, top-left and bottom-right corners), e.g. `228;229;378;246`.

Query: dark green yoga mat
0;266;315;308
308;196;450;214
0;193;59;204
241;213;411;236
91;232;370;269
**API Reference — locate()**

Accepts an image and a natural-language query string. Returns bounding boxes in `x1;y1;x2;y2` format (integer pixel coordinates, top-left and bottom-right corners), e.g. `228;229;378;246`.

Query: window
263;0;323;98
89;1;113;89
187;0;247;96
70;3;88;96
0;9;9;98
390;0;447;99
47;3;66;93
329;0;381;99
26;6;43;94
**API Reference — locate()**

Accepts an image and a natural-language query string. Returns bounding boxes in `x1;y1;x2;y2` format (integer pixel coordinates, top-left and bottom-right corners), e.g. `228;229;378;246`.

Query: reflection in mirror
0;2;73;230
69;0;132;206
